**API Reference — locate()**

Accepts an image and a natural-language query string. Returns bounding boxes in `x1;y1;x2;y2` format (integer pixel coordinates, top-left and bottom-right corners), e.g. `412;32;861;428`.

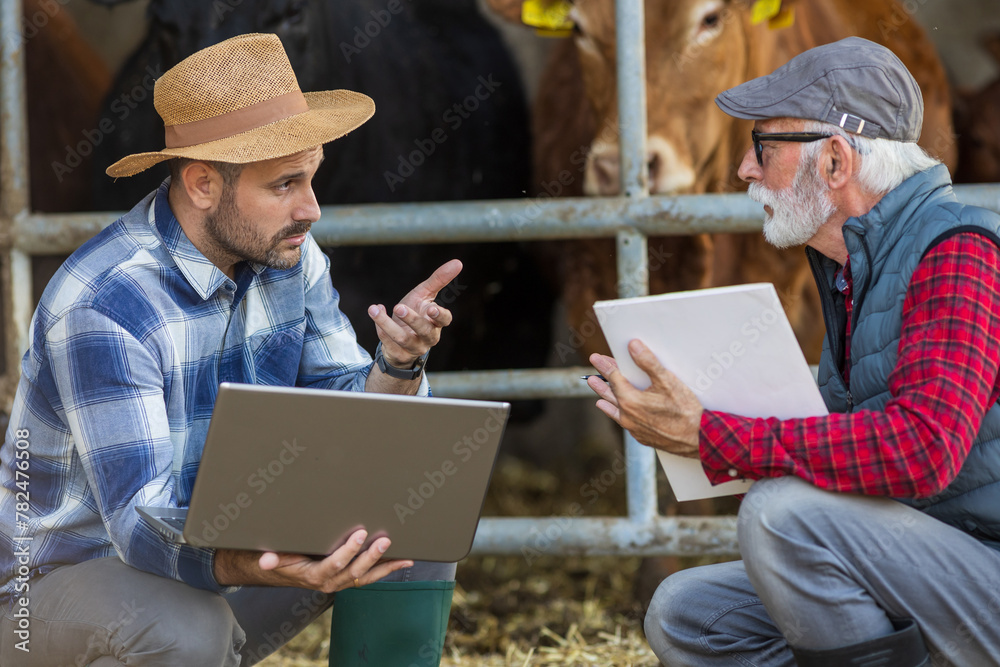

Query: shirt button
728;468;738;478
224;284;235;293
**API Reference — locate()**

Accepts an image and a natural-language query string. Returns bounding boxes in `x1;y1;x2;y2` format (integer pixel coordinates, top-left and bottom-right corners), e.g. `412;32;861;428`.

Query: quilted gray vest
807;164;1000;549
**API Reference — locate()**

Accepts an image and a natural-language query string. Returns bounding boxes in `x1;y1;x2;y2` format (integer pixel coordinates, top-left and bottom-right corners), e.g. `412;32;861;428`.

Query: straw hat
106;33;376;177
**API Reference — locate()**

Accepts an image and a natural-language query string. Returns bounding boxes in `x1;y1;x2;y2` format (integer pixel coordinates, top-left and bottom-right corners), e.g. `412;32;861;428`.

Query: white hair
800;120;939;196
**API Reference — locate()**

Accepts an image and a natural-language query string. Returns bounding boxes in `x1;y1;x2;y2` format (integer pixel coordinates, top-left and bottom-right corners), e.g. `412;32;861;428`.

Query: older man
588;37;1000;666
0;33;460;666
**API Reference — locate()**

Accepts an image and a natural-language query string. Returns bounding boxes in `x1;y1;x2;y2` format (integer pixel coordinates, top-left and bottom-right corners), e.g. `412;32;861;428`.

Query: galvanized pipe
17;193;770;252
613;0;659;526
0;0;28;220
0;0;30;397
470;516;739;558
433;365;819;399
428;367;598;400
18;185;1000;253
615;0;648;198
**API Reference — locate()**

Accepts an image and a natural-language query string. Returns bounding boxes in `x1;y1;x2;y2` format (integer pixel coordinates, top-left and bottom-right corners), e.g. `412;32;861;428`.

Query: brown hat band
164;90;310;149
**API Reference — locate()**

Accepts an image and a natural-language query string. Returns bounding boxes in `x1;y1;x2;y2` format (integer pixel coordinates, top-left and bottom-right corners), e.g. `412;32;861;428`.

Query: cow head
485;0;784;195
571;0;758;195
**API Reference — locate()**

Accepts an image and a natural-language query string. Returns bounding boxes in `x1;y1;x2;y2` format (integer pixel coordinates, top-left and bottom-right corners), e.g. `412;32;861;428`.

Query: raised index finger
410;259;463;301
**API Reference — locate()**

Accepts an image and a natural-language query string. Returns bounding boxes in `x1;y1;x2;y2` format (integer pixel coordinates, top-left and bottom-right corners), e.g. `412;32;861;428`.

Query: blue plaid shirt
0;181;428;606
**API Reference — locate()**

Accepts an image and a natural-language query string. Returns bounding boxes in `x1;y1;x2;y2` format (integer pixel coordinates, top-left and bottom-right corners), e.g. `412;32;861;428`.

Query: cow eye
702;11;721;29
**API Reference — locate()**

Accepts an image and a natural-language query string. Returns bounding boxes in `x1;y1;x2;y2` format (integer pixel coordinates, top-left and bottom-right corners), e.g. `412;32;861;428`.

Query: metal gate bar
0;0;31;404
4;0;1000;558
15;186;1000;252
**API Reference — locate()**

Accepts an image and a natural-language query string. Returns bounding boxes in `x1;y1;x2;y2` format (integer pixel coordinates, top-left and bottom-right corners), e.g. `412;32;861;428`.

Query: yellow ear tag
750;0;782;24
522;0;574;38
768;6;795;29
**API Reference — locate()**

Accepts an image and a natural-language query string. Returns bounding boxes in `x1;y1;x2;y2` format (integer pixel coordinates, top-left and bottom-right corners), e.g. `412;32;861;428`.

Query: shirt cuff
699;410;752;484
177;545;239;595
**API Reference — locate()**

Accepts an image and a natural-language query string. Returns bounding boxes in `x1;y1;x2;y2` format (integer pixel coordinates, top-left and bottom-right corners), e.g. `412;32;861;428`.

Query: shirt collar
152;179;266;301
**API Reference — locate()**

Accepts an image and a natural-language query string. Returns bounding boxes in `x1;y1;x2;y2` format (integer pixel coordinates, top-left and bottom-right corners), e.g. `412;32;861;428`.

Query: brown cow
21;0;111;213
487;0;957;610
489;0;956;364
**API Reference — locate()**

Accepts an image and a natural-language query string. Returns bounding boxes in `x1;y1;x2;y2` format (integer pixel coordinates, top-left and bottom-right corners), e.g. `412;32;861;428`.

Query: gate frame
3;0;1000;559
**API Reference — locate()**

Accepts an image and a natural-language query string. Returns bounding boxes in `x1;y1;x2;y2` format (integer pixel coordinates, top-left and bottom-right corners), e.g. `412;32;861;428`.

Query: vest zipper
851;235;874;337
841;227;872;415
807;248;853;411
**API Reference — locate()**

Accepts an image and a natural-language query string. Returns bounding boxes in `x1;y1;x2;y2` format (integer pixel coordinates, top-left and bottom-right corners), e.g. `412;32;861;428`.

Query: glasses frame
751;130;834;166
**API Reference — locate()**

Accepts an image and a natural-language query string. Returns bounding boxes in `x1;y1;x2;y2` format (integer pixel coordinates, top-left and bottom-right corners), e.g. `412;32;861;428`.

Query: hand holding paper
590;283;828;501
588;341;702;459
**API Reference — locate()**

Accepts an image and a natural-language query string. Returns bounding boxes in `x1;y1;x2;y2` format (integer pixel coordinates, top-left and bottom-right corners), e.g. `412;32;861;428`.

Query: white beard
748;157;835;249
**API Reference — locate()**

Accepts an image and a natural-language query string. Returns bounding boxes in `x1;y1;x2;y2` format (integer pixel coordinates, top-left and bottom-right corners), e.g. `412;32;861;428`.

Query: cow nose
591;153;621;195
584;138;694;195
646;136;696;194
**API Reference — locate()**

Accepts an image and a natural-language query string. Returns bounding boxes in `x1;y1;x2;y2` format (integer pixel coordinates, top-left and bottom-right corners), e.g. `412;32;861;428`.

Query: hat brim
106;90;375;177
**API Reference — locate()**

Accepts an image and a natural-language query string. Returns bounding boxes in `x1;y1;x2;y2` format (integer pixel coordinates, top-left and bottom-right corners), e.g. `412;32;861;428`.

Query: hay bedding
260;555;660;667
262;455;672;666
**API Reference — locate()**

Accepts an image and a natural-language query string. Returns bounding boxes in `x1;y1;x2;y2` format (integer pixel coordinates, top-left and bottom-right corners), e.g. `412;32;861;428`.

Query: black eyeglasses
751;130;834;166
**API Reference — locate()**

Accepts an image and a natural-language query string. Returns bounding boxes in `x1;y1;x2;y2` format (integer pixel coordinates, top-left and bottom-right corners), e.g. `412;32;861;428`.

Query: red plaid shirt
700;233;1000;497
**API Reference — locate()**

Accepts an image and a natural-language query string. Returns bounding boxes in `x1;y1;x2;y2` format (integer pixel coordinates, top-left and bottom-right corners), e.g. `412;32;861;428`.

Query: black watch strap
374;342;428;380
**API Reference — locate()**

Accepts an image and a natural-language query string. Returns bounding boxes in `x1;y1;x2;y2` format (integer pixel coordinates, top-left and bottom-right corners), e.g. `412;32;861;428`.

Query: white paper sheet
594;283;828;501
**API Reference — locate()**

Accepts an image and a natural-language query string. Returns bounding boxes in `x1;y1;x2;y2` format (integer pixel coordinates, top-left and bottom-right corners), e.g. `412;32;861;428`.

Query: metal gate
3;0;1000;559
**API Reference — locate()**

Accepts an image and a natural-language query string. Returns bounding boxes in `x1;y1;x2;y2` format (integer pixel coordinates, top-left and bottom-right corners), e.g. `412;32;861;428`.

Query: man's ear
822;135;855;190
177;161;223;212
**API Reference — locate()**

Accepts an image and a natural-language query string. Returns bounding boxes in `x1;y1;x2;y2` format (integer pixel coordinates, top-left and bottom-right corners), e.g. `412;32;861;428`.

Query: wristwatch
374;342;428;380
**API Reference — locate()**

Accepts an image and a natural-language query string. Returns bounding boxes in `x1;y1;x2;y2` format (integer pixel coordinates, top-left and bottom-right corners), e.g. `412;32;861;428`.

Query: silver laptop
137;382;509;562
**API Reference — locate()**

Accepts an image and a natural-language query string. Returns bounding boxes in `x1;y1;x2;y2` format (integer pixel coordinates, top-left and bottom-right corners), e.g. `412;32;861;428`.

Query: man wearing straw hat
0;33;461;666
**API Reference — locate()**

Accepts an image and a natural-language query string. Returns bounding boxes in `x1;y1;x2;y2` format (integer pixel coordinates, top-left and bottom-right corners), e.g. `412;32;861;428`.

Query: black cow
85;0;553;401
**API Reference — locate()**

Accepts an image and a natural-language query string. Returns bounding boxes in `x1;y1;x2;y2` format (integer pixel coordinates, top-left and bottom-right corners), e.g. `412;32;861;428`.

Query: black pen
580;374;608;382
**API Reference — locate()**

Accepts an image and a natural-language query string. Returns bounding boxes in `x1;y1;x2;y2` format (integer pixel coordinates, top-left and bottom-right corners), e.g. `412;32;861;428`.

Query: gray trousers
644;476;1000;666
0;555;455;666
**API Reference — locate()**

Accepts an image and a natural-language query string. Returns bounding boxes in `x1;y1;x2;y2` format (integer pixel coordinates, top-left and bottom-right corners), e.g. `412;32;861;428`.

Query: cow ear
483;0;530;25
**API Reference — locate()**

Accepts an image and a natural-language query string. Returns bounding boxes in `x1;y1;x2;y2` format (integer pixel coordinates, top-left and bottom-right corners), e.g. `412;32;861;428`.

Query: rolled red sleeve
697;233;1000;497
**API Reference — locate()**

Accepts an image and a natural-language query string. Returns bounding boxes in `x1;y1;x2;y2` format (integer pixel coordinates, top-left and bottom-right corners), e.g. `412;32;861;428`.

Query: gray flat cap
715;36;923;142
